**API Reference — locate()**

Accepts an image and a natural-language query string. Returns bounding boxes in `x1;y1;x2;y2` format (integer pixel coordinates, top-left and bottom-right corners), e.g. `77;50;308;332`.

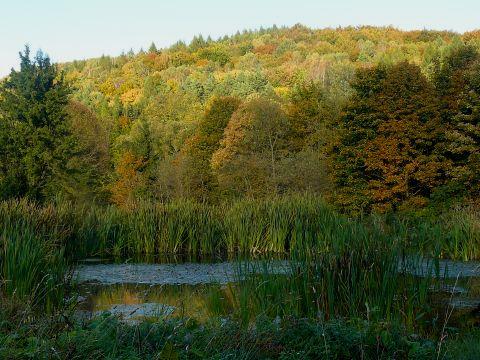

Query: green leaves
0;46;74;202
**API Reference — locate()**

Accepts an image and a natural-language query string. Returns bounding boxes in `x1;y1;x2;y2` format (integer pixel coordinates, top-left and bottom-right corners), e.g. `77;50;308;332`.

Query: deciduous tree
212;97;290;197
331;62;448;213
183;96;241;201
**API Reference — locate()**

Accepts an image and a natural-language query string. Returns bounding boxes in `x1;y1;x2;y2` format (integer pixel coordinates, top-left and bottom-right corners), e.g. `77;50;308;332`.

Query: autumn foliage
331;50;480;213
2;26;480;213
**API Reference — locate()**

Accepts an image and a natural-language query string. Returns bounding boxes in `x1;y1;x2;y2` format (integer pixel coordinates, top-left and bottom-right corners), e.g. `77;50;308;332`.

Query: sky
0;0;479;76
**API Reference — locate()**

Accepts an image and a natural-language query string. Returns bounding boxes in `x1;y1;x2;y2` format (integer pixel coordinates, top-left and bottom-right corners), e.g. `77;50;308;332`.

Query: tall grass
0;200;69;313
377;206;480;261
75;200;223;257
223;226;436;332
0;195;476;345
0;195;479;260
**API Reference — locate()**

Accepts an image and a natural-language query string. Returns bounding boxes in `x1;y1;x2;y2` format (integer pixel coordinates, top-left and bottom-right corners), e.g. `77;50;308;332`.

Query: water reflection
75;257;480;327
78;283;234;322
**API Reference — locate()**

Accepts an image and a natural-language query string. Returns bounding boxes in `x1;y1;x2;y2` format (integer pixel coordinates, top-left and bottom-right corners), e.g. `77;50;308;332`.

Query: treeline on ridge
0;25;479;214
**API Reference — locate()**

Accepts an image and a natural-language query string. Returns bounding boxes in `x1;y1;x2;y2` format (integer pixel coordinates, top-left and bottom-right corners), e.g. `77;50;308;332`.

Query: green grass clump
0;315;440;359
444;330;480;360
406;207;480;261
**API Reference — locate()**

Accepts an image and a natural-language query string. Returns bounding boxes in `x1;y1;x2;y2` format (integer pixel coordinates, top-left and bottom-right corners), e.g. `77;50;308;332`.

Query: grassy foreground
1;195;479;358
1;314;479;360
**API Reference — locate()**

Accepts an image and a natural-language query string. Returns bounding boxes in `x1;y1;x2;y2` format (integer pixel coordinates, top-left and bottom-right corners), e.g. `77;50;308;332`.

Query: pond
74;257;480;325
74;258;290;322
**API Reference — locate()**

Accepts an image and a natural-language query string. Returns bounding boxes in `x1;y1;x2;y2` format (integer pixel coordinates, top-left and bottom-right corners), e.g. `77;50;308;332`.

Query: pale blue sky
0;0;478;76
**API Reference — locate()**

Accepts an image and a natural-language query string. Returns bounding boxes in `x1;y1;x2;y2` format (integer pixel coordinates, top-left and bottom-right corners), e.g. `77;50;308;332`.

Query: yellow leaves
274;87;290;98
195;58;210;67
64;69;81;83
166;79;179;92
99;75;141;102
315;41;336;55
99;79;116;96
168;51;195;67
121;62;137;77
252;34;271;48
154;53;170;71
121;88;142;105
462;30;480;43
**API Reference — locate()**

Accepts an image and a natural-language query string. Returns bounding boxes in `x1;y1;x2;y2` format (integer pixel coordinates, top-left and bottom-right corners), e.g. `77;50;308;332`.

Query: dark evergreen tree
287;82;333;150
433;44;478;123
148;42;158;53
190;35;207;51
0;46;75;201
431;44;480;203
444;60;480;198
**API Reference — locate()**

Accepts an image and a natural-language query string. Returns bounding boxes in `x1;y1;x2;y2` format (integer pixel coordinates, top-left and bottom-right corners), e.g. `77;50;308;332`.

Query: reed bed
0;196;479;260
0;200;68;313
201;215;442;334
396;207;480;261
217;232;436;332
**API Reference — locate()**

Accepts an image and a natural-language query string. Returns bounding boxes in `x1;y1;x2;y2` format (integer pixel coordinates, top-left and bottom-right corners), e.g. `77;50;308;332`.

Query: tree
183;96;241;201
443;60;480;199
211;97;290;197
330;62;448;213
430;43;480;204
0;47;75;201
110;150;145;207
110;115;159;206
283;82;335;193
198;46;231;66
190;35;207;51
287;82;334;150
148;42;158;53
65;101;110;202
433;43;479;124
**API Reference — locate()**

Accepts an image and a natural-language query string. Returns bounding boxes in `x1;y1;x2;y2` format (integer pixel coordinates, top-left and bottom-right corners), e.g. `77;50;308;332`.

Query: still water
74;257;480;324
74;258;285;322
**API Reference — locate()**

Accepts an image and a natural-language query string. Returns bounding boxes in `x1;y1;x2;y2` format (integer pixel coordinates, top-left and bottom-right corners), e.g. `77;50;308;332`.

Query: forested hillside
3;24;480;358
2;25;480;213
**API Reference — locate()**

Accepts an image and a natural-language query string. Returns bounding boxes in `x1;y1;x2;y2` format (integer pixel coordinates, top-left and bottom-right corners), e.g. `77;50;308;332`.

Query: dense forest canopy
1;25;479;213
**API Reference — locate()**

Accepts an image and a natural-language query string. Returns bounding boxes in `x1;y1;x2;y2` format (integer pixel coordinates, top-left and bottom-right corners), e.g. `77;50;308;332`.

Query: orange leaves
181;97;241;201
253;44;277;55
332;62;448;212
110;151;145;207
140;52;170;72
